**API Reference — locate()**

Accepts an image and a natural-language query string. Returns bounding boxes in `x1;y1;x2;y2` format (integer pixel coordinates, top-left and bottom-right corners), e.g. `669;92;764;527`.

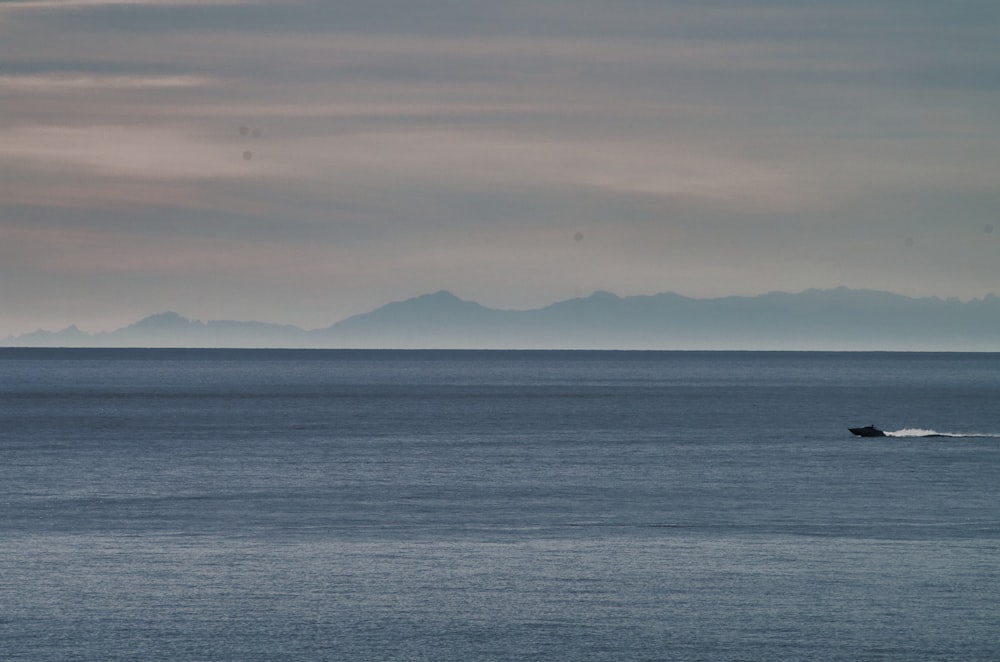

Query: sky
2;0;999;336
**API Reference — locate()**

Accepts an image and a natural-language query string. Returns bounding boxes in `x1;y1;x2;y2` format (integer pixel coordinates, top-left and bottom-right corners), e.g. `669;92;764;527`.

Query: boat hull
849;426;886;437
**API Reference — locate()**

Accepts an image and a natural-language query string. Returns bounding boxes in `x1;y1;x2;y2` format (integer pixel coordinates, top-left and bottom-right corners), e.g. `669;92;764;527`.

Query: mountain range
5;288;1000;350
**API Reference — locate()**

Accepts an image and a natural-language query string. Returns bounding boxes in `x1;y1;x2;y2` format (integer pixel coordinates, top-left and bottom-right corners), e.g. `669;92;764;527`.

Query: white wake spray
886;428;1000;438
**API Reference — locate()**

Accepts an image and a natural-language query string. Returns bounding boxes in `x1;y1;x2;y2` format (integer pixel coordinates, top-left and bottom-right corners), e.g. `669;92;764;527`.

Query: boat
849;425;886;437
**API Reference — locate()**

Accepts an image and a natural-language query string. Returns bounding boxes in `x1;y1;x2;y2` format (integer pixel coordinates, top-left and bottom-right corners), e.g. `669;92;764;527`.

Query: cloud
0;0;257;9
0;73;215;89
265;129;806;217
1;0;998;338
0;124;260;180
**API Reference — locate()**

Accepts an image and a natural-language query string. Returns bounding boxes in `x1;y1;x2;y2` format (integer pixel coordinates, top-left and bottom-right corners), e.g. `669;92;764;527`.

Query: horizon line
6;285;1000;339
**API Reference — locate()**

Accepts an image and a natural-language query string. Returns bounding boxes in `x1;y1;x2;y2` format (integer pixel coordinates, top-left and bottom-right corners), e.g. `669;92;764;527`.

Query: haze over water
3;349;999;660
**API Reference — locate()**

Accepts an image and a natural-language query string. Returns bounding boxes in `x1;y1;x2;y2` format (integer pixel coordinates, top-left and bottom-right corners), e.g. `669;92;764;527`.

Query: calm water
2;349;999;660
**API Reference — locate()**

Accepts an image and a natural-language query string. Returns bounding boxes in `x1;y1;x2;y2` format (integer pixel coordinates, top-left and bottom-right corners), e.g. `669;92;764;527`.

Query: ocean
2;349;999;660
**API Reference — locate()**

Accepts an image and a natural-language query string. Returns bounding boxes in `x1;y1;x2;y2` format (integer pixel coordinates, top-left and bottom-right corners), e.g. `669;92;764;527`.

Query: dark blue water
2;350;999;660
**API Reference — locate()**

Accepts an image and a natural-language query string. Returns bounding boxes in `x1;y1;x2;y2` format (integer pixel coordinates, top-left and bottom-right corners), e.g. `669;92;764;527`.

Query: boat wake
885;428;1000;438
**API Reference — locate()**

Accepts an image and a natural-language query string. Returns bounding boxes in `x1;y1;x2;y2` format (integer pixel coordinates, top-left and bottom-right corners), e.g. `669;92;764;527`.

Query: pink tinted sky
1;0;998;336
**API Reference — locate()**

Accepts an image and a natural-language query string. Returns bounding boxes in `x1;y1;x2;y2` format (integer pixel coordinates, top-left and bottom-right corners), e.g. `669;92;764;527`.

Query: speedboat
849;425;886;437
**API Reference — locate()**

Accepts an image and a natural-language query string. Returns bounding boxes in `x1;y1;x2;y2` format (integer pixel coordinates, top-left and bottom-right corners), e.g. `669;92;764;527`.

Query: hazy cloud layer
2;0;998;336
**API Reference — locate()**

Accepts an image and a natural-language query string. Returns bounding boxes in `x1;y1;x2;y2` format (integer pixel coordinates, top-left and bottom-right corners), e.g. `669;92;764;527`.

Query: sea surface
2;349;999;660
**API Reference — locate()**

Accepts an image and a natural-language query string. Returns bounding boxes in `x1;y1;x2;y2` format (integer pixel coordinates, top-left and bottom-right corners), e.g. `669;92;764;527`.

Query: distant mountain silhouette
6;312;312;348
5;288;1000;350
